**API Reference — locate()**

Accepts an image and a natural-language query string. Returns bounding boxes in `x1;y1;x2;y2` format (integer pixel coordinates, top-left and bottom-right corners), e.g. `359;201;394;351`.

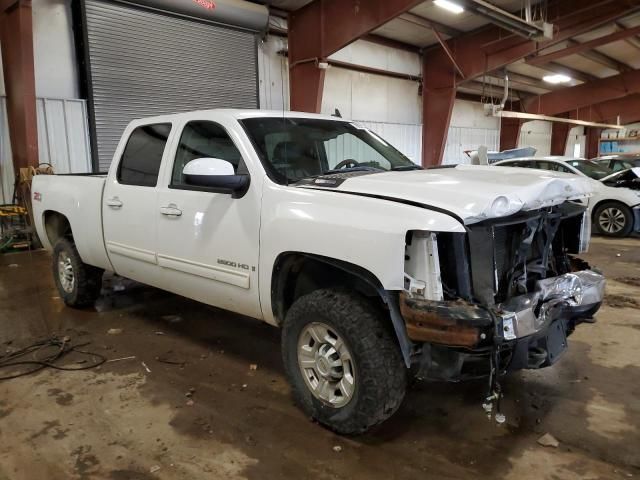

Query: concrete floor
0;236;638;480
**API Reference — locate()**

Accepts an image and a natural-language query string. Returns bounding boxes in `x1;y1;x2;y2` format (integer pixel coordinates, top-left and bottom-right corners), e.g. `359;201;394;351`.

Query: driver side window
171;121;242;187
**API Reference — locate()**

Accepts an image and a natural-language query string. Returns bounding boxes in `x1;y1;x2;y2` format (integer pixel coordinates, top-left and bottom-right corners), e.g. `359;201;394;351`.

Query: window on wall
171;121;243;187
118;123;171;187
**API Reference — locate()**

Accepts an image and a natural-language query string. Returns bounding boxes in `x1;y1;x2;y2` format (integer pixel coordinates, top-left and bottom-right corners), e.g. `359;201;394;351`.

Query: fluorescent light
434;0;464;14
543;74;572;84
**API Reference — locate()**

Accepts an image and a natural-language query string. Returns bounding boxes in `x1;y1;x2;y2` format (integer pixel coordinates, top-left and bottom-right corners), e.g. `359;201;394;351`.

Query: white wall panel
519;120;552;156
328;39;421;77
566;126;585;157
0;101;13;204
0;97;92;203
356;121;422;165
258;36;289;111
442;100;500;165
0;0;79;99
443;126;499;165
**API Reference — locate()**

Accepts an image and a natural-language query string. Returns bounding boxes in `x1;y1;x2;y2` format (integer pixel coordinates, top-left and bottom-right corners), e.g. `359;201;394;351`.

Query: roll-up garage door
83;0;259;171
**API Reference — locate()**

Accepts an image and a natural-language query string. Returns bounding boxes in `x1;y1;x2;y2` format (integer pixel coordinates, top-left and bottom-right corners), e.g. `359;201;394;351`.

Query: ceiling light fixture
543;74;572;84
434;0;464;14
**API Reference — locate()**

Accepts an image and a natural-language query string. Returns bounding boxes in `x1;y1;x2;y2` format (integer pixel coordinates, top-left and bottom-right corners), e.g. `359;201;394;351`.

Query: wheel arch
591;198;630;219
271;252;414;367
591;199;634;235
271;252;384;326
43;210;73;247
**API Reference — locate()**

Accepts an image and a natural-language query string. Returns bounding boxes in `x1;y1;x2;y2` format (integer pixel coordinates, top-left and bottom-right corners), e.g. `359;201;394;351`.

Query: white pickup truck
32;109;605;434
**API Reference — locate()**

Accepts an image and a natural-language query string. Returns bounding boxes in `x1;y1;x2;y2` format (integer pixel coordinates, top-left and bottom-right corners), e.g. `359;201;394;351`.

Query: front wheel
52;238;103;307
594;201;633;237
282;289;407;434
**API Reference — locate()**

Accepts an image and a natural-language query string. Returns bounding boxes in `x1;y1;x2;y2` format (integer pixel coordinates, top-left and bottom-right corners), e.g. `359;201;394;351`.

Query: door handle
160;204;182;217
106;197;123;208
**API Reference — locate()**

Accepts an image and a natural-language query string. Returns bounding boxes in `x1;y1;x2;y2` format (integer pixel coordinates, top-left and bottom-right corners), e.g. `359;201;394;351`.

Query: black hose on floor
0;336;106;381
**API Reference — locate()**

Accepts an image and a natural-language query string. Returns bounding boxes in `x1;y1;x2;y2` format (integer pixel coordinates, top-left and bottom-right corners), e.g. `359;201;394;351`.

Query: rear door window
118;123;172;187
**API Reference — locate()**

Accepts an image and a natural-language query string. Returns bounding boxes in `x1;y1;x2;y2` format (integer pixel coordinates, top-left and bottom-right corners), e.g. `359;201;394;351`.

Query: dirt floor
0;236;638;480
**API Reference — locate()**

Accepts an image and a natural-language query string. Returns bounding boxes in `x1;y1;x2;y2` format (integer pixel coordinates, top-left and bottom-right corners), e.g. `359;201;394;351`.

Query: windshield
240;117;418;184
566;160;613;180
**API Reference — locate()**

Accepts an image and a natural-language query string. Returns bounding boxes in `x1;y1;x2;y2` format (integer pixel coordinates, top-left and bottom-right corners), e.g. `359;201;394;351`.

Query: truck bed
32;174;112;271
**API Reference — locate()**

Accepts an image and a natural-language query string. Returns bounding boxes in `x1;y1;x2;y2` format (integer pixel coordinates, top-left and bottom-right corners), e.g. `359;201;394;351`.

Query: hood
300;165;594;225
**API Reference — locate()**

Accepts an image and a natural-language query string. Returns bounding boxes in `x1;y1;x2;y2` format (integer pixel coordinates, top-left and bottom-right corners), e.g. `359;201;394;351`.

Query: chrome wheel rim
599;207;626;234
58;251;75;293
297;322;356;408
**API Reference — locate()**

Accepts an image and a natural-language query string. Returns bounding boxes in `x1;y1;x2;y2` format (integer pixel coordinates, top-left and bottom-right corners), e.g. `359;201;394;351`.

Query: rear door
102;122;172;284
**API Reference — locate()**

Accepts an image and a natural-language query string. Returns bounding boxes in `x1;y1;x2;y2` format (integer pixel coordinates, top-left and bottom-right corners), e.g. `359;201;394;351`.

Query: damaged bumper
400;269;605;374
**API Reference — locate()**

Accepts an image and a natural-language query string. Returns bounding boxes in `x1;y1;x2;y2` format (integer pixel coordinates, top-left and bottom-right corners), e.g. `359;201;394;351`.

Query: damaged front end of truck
400;201;605;417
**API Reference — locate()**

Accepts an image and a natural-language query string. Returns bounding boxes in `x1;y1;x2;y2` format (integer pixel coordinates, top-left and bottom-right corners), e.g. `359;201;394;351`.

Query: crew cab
32;110;605;434
494;157;640;237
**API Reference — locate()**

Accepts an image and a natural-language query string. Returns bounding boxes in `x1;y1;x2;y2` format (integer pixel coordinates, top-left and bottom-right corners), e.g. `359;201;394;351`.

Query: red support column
1;0;39;171
550;122;570;156
499;117;523;151
287;0;424;113
422;53;456;166
585;127;602;159
289;61;325;113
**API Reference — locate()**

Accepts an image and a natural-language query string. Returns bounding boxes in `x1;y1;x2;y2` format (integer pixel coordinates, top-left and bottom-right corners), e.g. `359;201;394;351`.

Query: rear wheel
594;201;633;237
52;238;103;307
282;289;407;434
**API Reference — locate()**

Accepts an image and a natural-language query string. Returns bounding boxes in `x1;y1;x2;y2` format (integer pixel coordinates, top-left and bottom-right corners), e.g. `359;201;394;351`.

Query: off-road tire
52;238;103;307
282;289;407;434
593;201;633;237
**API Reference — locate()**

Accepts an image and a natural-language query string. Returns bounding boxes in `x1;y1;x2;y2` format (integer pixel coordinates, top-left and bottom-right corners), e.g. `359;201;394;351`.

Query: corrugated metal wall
357;120;422;165
443;126;499;165
0;97;92;203
519;120;552;157
84;0;259;171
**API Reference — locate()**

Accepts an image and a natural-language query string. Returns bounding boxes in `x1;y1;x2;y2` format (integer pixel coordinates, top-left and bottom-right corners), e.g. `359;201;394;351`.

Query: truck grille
462;204;586;306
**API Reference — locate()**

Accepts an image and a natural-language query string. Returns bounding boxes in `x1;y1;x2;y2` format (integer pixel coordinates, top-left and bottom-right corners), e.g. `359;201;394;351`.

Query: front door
155;120;262;318
102;122;172;284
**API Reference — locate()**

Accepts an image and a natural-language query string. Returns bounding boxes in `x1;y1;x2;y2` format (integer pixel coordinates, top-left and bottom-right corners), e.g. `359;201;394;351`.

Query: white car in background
494;157;640;237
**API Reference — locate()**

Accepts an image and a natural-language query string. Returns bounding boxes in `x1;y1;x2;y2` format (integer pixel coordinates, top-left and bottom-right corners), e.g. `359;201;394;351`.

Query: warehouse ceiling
253;0;640;101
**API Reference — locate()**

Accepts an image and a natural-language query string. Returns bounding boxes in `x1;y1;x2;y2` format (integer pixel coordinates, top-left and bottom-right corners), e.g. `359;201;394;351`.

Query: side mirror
182;158;249;196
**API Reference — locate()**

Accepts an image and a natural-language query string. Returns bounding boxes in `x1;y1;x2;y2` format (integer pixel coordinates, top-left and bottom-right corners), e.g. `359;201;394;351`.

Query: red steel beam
527;24;640;66
499;117;524;151
288;0;423;112
585;127;602;158
421;0;640;165
0;0;39;171
522;69;640;116
567;94;640;125
550;121;570;155
446;0;640;85
422;65;456;167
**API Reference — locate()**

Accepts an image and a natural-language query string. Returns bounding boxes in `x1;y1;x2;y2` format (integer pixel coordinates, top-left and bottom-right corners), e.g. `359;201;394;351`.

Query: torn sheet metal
500;270;605;338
